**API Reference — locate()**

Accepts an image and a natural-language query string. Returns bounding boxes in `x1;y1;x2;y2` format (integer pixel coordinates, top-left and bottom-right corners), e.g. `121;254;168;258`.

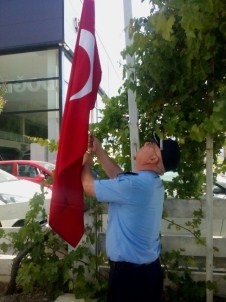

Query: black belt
109;258;158;270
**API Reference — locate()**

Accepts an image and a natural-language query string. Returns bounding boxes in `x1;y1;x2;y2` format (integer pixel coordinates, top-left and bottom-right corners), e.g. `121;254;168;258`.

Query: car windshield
216;174;226;189
34;161;55;171
0;168;18;183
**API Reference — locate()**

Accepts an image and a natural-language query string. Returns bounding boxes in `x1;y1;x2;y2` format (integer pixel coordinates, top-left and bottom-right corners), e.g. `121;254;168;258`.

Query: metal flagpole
123;0;140;171
206;134;213;302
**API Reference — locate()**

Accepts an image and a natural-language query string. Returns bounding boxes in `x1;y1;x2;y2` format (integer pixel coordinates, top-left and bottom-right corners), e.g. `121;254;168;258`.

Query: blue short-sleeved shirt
94;170;164;264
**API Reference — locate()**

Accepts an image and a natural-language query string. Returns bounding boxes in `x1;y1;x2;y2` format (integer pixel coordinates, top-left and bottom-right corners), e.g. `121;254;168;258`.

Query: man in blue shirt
82;134;180;302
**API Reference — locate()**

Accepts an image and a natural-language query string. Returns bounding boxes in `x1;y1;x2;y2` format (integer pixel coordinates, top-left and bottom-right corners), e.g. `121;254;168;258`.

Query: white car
0;168;52;227
213;174;226;198
161;171;226;199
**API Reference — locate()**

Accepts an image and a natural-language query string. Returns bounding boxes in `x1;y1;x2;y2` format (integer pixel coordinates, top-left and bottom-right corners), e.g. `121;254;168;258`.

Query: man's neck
136;165;165;175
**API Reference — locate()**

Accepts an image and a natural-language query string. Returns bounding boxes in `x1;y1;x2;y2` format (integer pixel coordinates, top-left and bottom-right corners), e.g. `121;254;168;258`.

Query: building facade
0;0;101;163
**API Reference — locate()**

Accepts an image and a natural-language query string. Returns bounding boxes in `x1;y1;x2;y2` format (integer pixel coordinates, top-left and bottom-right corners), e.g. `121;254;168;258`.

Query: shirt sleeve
94;175;134;204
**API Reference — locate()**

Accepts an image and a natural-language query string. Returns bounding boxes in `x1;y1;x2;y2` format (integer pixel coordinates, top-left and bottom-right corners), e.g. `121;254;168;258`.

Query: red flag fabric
49;0;101;247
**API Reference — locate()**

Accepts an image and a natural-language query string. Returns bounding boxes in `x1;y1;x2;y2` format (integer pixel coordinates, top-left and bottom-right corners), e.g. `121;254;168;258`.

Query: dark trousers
106;258;163;302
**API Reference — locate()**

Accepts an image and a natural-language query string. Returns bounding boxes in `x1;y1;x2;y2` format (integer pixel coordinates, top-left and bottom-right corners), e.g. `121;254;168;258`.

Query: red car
0;160;55;188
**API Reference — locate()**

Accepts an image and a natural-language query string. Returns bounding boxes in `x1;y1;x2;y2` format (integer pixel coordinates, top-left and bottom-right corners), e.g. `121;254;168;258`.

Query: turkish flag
49;0;101;247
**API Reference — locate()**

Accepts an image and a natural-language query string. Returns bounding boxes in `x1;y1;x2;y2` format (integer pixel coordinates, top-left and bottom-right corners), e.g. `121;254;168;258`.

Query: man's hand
87;134;123;178
83;151;93;166
88;135;102;155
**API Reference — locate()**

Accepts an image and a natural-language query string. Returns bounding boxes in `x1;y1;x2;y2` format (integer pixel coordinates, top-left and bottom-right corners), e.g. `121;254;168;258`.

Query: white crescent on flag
70;29;95;101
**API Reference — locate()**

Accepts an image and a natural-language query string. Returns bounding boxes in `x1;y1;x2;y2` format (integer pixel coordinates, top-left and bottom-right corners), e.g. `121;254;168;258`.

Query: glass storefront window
0;49;59;80
5;79;59;112
0;49;60;160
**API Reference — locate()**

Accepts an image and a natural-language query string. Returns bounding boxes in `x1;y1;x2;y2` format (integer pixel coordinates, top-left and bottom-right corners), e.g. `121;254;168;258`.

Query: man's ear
147;154;159;164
